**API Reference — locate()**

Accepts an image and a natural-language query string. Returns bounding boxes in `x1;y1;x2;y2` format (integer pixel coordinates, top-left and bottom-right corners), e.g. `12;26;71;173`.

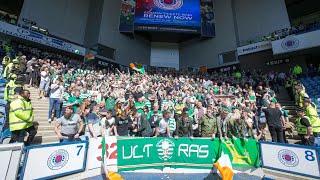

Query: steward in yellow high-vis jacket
303;98;320;135
296;107;313;146
3;58;19;79
9;89;37;145
4;74;22;103
2;55;11;67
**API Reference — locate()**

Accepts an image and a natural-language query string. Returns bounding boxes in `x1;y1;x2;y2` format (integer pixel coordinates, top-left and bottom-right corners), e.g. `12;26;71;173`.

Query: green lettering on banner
117;137;260;171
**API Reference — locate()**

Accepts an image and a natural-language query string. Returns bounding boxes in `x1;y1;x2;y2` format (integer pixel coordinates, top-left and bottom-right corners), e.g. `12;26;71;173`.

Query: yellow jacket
9;96;34;131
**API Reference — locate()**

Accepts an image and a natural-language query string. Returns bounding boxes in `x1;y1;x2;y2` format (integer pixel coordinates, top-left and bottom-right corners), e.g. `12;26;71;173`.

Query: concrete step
33;108;50;112
37;130;57;137
33;135;59;144
35;121;52;125
37;125;55;131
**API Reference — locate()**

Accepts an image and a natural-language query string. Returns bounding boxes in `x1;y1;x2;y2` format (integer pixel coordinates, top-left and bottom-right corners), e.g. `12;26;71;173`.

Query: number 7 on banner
77;145;83;156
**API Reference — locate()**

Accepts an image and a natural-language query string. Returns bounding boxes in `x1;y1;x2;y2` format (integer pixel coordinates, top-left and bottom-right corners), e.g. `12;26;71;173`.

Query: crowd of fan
22;55;294;143
1;42;320;146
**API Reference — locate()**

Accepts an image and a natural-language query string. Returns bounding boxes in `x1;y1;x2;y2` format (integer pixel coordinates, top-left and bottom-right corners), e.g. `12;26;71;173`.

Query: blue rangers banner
134;0;201;33
260;142;320;179
20;141;88;180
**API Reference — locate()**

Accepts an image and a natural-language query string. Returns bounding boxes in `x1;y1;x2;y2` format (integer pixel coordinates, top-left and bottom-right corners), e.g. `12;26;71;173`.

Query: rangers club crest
278;149;299;167
156;139;175;161
47;149;69;170
154;0;183;10
281;37;300;50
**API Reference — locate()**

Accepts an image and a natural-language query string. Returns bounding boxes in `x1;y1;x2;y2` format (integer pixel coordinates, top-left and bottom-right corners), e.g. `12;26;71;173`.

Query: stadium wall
179;0;237;69
84;0;104;48
234;0;291;43
19;0;89;45
98;0;150;66
238;50;308;73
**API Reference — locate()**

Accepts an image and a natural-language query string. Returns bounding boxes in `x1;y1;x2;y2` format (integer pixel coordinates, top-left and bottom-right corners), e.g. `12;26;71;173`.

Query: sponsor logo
154;0;183;10
278;149;299;167
281;37;299;50
47;149;69;170
156;138;175;160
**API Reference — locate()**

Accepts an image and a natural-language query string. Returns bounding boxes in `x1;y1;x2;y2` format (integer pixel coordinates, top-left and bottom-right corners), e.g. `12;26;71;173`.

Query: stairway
277;86;300;144
27;87;59;144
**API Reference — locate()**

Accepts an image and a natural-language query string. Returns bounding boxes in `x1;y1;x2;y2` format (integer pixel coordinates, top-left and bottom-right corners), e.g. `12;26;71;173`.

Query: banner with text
237;41;272;56
117;137;260;171
260;142;320;179
20;141;88;180
0;21;86;56
87;137;117;171
134;0;201;33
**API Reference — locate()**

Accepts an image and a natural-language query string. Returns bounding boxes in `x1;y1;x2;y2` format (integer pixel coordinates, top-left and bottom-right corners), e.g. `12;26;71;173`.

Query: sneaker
48;118;52;123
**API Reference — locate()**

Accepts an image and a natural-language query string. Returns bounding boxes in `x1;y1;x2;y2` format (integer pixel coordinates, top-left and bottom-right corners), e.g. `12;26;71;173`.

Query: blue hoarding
134;0;201;33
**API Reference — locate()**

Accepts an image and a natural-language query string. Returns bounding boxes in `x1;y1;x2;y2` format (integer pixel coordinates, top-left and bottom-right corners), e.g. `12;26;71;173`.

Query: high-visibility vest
305;105;320;133
296;116;311;135
4;80;21;102
3;63;13;78
9;96;34;131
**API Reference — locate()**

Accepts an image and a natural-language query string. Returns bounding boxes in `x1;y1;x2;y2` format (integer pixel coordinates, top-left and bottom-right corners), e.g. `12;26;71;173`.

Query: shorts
39;80;48;91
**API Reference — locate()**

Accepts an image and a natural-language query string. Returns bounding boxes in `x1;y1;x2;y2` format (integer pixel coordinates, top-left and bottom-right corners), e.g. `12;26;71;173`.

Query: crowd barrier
1;137;320;179
260;141;320;179
0;143;23;180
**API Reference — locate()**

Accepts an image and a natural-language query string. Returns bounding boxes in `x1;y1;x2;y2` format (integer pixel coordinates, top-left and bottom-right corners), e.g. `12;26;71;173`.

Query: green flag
101;137;106;163
219;138;260;168
133;66;145;74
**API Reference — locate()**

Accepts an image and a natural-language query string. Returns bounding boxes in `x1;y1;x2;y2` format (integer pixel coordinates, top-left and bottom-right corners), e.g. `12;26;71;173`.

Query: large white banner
0;21;86;56
260;142;320;178
272;30;320;55
86;136;117;171
20;141;88;180
237;41;272;56
0;143;23;180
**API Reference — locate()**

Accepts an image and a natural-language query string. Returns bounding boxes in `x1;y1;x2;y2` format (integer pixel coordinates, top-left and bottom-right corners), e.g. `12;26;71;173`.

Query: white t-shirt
40;71;49;82
158;119;168;134
50;84;64;99
101;117;115;136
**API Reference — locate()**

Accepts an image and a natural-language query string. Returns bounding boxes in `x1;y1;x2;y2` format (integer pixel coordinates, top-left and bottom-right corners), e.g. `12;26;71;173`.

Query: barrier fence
0;137;319;179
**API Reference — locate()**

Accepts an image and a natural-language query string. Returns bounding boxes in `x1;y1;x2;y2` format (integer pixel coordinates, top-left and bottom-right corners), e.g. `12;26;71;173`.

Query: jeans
9;125;37;146
269;126;284;143
48;98;62;119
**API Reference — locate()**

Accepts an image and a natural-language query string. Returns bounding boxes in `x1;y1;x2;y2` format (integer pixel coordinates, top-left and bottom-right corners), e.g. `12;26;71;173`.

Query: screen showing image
134;0;201;33
119;0;136;33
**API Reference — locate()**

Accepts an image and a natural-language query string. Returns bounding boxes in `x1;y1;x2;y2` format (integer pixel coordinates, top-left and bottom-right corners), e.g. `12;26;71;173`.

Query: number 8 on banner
304;150;315;161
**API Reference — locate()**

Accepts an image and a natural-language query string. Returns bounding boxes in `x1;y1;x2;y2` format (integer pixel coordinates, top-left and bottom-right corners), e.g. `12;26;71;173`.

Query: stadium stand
300;76;320;113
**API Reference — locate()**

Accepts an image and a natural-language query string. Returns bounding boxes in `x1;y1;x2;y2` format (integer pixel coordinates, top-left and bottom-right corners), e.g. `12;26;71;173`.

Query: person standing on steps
303;98;320;145
296;107;313;145
54;104;83;142
262;102;285;143
48;78;64;123
9;89;37;145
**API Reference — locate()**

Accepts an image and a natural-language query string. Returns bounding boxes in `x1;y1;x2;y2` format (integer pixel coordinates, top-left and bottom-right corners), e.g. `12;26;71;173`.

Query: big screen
134;0;201;33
